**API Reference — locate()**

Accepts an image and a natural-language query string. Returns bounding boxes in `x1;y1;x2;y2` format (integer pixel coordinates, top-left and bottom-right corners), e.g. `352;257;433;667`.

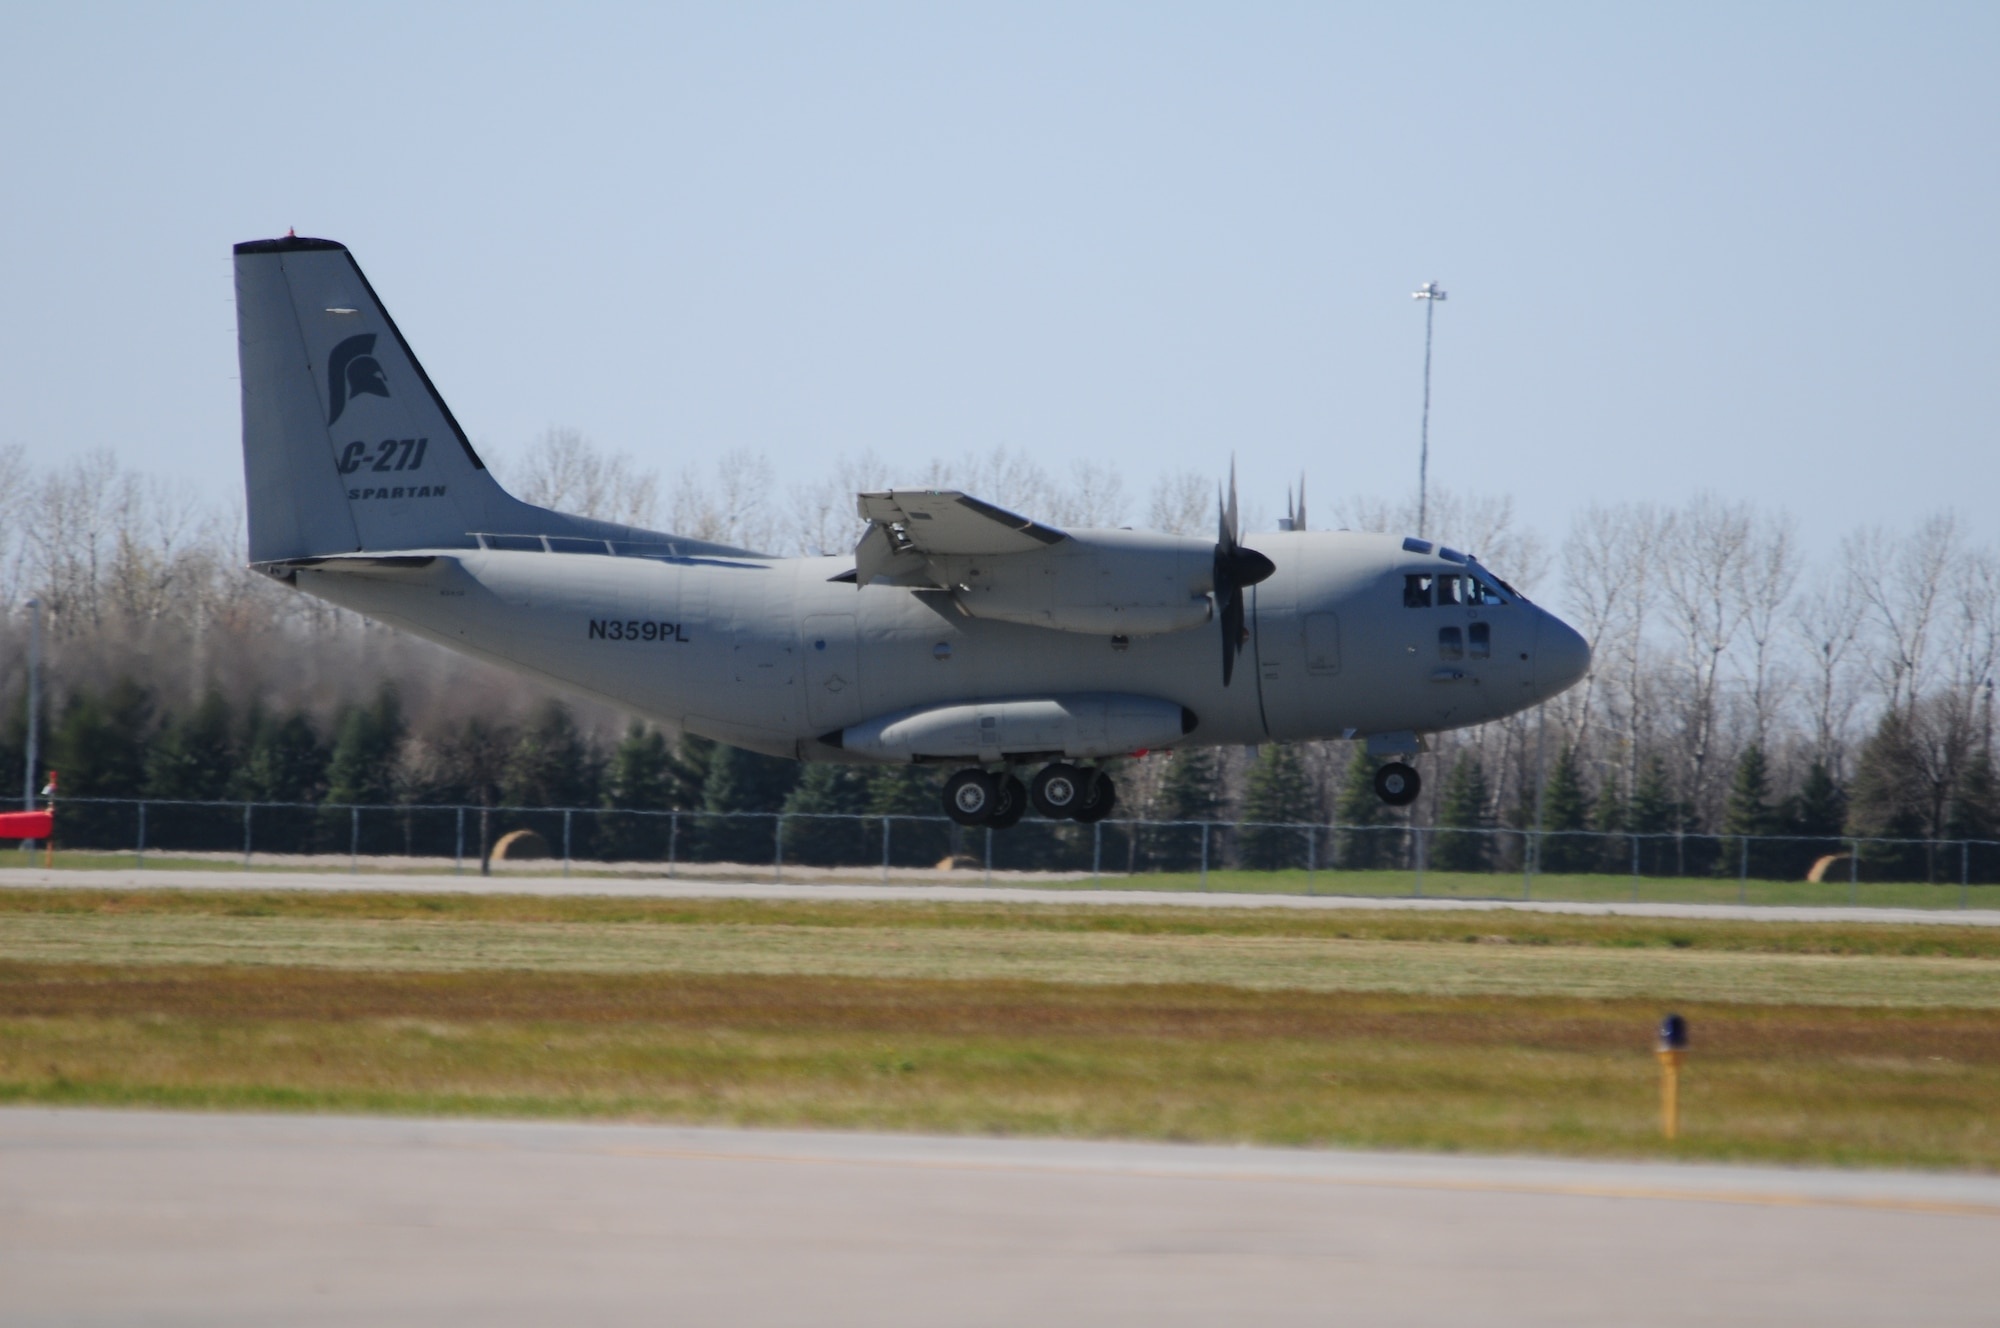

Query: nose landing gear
942;764;1118;827
1374;761;1421;807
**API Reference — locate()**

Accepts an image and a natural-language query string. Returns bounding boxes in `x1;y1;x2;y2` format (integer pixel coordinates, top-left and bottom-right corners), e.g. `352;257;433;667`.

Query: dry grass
2;964;1996;1167
3;890;1996;1167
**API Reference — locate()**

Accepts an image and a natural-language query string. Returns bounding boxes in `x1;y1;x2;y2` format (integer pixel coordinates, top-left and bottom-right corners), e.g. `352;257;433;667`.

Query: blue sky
3;2;1995;558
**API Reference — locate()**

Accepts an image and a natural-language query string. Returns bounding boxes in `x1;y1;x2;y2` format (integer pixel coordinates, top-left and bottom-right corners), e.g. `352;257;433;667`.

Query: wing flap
856;490;1064;556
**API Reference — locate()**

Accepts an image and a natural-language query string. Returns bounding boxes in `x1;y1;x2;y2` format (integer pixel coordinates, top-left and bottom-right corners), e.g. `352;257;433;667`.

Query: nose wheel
1374;761;1421;807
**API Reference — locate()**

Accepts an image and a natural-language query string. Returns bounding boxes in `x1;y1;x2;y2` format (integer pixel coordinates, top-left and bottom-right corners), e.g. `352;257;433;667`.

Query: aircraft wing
855;491;1065;556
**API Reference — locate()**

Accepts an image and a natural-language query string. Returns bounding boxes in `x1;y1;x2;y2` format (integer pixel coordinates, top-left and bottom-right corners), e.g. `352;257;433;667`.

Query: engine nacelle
830;693;1198;763
932;529;1215;636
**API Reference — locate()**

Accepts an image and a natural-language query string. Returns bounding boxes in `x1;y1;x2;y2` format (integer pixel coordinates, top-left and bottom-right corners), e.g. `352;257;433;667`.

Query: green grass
3;888;1996;1167
3;967;1996;1168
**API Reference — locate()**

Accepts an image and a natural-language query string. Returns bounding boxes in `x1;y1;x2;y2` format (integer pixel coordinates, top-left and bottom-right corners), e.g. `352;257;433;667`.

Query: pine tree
325;686;404;807
502;701;600;809
1722;744;1779;877
1591;772;1627;872
145;690;238;851
1148;746;1222;872
1846;711;1926;880
1237;743;1316;870
697;743;801;863
1334;744;1389;870
324;686;405;856
50;679;153;847
234;709;327;805
1538;744;1593;873
781;764;874;865
146;690;236;801
1432;752;1492;872
665;733;715;810
599;722;674;860
1947;748;1998;884
1629;755;1676;875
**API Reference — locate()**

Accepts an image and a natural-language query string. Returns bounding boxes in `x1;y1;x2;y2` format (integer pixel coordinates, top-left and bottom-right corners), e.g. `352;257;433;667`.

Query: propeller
1214;461;1275;687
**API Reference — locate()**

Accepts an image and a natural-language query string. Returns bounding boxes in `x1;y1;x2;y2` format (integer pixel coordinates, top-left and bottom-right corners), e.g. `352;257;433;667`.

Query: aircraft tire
1072;772;1118;824
1030;763;1088;819
1374;762;1421;807
943;769;997;826
988;774;1028;829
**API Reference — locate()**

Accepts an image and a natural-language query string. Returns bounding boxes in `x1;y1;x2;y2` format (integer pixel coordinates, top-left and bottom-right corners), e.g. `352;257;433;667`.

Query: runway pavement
2;1109;1995;1326
3;863;1998;926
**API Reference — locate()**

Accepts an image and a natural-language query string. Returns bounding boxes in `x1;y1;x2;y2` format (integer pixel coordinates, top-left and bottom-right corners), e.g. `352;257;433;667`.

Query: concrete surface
2;1109;1996;1326
2;864;1998;926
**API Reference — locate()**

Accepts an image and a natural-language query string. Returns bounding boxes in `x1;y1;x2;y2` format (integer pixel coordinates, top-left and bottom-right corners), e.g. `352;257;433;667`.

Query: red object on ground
0;810;53;839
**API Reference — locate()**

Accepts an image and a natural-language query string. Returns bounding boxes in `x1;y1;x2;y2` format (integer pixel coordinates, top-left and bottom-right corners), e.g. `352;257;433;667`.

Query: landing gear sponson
944;765;1117;828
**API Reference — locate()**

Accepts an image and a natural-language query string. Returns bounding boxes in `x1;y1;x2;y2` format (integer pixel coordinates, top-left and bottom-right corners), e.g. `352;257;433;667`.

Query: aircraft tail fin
234;236;682;564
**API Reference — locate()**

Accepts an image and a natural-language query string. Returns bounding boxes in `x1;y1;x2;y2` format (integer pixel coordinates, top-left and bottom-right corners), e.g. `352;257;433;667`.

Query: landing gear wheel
1374;762;1420;807
943;769;997;826
1031;763;1088;819
988;774;1028;829
1072;771;1118;824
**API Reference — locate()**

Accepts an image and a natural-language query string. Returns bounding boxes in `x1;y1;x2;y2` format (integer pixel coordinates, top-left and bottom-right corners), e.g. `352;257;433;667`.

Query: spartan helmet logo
326;334;390;424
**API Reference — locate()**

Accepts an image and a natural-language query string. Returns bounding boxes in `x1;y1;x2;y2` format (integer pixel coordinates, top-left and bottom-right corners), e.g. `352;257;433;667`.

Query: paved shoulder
3;1109;1996;1326
3;865;1998;926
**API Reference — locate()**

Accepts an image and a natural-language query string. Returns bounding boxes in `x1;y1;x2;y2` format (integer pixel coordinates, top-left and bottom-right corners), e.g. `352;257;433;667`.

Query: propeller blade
1210;459;1272;688
1296;473;1305;533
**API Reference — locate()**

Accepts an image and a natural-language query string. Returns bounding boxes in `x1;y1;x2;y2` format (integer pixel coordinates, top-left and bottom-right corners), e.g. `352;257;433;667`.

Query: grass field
2;890;1996;1167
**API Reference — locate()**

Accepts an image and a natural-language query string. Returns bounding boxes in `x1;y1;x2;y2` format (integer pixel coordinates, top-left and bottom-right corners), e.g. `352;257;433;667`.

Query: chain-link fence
9;796;2000;910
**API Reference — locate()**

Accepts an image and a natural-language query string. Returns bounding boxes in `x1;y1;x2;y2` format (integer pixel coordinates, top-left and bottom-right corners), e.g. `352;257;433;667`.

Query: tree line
1;439;1995;881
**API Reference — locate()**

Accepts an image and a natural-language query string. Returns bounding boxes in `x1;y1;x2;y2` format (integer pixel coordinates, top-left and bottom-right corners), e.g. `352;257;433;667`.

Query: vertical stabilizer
234;236;691;563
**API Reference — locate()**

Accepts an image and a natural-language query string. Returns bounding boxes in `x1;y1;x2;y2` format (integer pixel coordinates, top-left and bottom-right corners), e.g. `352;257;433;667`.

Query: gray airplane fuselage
295;531;1586;761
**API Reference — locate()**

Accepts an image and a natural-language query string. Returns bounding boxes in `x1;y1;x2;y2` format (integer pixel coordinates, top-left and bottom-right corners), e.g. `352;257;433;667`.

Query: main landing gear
943;764;1117;828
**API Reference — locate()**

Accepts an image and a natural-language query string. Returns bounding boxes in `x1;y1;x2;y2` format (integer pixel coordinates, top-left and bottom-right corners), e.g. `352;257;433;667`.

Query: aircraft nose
1535;610;1592;698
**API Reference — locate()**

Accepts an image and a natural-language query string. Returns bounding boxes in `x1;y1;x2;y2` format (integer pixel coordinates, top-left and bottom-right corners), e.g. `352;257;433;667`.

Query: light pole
21;597;41;812
1412;280;1447;538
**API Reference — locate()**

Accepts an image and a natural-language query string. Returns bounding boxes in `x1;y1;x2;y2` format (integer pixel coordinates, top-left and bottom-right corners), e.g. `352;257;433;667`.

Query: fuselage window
1438;626;1463;660
1469;621;1491;658
1436;574;1465;607
1403;573;1434;608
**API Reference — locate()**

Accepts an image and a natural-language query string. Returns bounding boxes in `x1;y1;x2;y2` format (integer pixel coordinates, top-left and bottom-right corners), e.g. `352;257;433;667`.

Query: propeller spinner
1214;462;1275;686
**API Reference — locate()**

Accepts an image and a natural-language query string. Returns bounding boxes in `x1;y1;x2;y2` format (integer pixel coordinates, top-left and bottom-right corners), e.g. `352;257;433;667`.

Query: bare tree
1733;510;1799;748
1659;493;1754;820
1147;471;1212;536
1791;571;1866;775
1845;512;1958;714
499;427;662;529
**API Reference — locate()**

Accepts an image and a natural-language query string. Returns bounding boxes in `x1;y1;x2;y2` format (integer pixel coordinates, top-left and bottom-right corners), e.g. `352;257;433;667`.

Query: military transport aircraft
235;236;1591;828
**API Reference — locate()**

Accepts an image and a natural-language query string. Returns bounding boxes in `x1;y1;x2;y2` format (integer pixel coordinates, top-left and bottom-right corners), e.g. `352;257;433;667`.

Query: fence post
774;814;784;883
1738;835;1749;905
984;826;992;885
349;806;359;874
1414;825;1425;899
136;801;147;868
243;803;253;870
562;809;573;879
1523;830;1535;902
1962;840;1970;912
882;816;892;884
1631;834;1640;903
455;806;465;876
1305;825;1316;897
1849;838;1859;905
668;811;679;879
1092;820;1102;886
1199;822;1209;891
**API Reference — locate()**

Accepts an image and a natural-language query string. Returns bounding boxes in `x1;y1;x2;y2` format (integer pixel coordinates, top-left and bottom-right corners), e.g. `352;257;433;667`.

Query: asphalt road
3;1109;1995;1326
3;864;1998;926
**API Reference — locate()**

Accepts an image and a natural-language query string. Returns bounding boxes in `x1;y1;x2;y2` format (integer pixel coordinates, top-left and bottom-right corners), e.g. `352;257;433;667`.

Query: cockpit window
1436;574;1465;607
1467;575;1509;606
1403;573;1434;607
1438;626;1463;660
1469;621;1491;658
